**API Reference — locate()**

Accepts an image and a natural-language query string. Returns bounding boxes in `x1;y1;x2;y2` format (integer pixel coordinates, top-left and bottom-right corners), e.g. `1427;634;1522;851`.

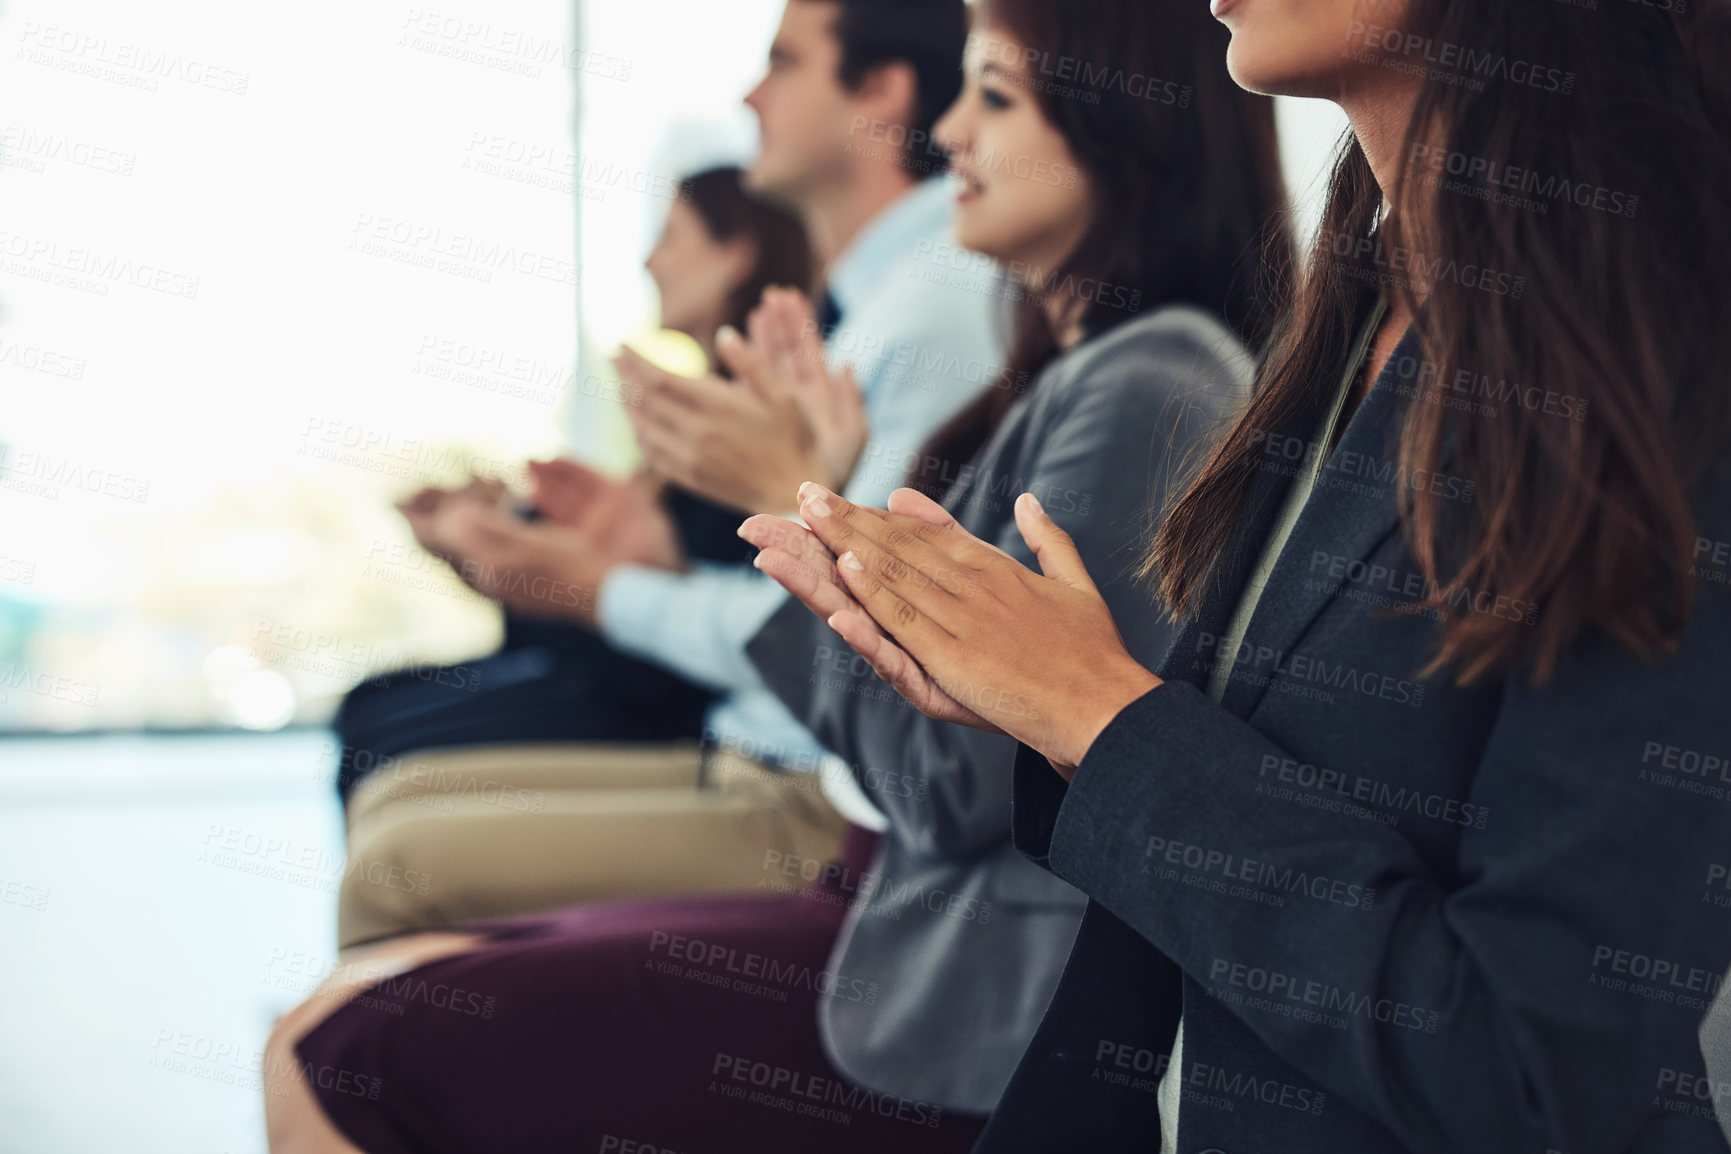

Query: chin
950;215;1001;264
1224;42;1325;99
743;158;782;193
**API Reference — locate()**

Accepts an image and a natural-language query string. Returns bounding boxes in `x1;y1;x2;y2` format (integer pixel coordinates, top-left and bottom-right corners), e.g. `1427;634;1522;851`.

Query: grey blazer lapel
1215;327;1425;720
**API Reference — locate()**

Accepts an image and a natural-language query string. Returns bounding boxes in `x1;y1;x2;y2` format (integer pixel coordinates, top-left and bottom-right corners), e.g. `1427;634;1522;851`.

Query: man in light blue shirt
585;0;1005;774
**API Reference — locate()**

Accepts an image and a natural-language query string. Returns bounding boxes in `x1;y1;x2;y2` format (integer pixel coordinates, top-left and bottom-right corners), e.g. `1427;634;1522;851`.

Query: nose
932;98;967;165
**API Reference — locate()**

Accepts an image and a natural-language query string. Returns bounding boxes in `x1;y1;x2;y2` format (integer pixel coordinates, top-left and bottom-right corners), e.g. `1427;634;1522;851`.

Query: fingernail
752;553;766;570
717;325;740;346
839;551;863;572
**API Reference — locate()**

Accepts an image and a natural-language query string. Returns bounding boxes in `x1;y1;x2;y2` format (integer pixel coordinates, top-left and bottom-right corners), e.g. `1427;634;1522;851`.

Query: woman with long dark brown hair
262;0;1288;1148
765;0;1731;1150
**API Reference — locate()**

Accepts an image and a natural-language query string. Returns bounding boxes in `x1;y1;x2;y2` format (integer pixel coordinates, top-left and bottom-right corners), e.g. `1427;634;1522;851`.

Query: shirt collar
824;177;954;322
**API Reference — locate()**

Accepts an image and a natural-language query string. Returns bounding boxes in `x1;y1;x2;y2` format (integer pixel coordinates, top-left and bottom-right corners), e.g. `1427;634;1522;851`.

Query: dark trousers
332;490;754;803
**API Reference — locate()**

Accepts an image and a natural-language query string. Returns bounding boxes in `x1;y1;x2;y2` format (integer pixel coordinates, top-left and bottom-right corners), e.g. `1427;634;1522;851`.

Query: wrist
1058;660;1162;771
755;469;817;517
570;554;617;627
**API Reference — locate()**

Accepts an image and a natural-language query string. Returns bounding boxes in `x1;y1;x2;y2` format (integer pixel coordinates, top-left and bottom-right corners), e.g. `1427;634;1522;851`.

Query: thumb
1015;493;1097;592
830;363;862;418
716;325;780;401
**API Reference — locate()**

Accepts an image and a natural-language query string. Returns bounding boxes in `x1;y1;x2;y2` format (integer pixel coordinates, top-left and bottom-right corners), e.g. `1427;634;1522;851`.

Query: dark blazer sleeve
749;319;1241;862
1043;471;1731;1152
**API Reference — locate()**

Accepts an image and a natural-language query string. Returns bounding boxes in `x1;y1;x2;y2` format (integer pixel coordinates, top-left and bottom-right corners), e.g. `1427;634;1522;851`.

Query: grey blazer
746;306;1254;1113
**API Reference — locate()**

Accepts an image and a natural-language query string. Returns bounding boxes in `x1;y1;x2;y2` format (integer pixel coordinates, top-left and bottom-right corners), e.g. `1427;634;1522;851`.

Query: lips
950;167;986;202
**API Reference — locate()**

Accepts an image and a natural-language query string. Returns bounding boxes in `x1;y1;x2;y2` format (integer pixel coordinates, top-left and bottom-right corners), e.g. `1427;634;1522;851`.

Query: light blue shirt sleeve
596;561;786;693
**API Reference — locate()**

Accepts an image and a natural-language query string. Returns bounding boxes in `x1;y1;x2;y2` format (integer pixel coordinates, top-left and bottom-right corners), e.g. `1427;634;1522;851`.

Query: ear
719;237;759;298
852;59;921;149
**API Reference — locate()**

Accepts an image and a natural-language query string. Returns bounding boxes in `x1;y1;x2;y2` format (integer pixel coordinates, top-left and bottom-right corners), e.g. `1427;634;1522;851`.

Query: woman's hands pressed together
739;505;1003;734
744;483;1164;777
618;288;866;515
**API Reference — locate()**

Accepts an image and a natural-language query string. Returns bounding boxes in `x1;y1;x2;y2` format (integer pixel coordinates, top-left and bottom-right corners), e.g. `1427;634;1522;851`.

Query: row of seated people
265;0;1731;1150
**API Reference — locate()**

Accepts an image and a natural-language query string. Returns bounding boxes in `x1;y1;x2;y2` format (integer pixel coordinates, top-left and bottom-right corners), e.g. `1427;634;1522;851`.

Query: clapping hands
617;288;866;515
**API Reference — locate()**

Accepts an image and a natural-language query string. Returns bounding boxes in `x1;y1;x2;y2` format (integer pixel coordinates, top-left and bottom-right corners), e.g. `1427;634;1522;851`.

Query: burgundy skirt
296;825;987;1153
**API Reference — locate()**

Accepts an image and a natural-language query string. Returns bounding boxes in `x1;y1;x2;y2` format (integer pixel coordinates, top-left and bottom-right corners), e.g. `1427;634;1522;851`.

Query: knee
337;815;442;947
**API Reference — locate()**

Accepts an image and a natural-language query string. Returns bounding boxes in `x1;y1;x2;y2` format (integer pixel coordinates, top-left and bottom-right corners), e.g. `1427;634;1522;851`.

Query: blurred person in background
331;165;813;807
262;0;1290;1148
328;0;1000;947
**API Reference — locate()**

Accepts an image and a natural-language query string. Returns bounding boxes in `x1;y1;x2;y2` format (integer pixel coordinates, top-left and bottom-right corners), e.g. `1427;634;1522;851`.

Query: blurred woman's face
1212;0;1416;102
643;199;754;339
933;24;1092;279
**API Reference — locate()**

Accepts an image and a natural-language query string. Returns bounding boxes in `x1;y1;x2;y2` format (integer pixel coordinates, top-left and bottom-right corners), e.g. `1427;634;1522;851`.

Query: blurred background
0;0;1345;1149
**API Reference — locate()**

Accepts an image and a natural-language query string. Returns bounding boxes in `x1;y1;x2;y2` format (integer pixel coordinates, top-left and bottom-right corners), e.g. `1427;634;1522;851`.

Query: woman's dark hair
679;166;815;337
910;0;1293;496
1151;0;1731;684
808;0;970;175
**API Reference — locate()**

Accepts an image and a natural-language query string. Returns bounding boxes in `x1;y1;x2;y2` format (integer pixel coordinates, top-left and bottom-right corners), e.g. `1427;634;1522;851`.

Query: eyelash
981;86;1011;110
